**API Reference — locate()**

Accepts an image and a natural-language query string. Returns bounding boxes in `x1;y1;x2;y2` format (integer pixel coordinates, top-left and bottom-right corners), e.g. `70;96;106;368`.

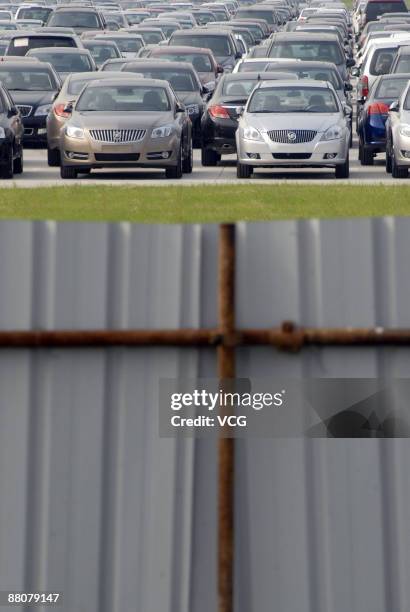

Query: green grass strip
0;184;409;224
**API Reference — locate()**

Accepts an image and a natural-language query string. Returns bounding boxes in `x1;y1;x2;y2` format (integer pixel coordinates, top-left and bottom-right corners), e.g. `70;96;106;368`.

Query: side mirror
343;105;352;116
176;102;185;113
236;105;245;116
8;107;18;117
63;103;73;114
350;67;360;77
344;82;353;91
346;58;355;68
358;95;366;105
389;100;400;112
216;64;224;74
235;51;242;60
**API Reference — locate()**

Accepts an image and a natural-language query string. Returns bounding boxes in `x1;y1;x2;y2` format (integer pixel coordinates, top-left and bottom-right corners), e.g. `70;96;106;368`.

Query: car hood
8;90;57;106
242;112;342;133
72;110;176;129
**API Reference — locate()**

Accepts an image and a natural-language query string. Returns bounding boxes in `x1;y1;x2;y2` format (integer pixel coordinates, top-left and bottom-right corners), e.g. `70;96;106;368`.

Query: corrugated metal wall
0;218;410;612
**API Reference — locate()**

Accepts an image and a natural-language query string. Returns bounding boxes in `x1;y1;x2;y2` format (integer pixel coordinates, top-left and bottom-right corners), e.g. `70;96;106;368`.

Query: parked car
145;45;223;90
236;80;350;179
201;70;298;164
357;73;410;164
0;79;23;178
82;39;122;68
120;59;208;144
59;77;193;179
47;70;139;166
385;80;410;177
169;28;243;73
0;59;61;144
26;47;97;81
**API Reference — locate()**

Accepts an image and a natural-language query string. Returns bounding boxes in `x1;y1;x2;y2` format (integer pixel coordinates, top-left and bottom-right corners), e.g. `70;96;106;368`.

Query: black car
121;60;209;145
0;81;23;178
200;71;298;165
0;60;61;145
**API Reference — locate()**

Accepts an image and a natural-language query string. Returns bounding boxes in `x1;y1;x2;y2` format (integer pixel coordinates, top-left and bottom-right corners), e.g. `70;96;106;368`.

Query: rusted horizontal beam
0;323;410;349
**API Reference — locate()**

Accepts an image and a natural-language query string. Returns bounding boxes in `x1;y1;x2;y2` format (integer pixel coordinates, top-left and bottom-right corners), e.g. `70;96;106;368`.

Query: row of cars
0;0;409;178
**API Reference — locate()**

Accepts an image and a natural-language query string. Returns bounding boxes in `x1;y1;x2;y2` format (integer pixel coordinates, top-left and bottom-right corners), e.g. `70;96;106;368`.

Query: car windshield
375;77;409;98
31;52;92;73
248;86;339;113
238;61;270;72
130;68;197;91
18;7;50;20
86;43;119;62
101;61;127;71
237;10;275;24
76;84;171;111
48;11;100;28
171;34;232;56
366;1;407;20
68;77;99;95
102;37;142;53
155;52;213;72
139;31;163;44
269;41;344;64
0;69;55;90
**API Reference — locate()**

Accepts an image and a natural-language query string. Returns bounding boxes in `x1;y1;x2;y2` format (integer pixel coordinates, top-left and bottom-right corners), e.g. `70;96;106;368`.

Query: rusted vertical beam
217;224;236;612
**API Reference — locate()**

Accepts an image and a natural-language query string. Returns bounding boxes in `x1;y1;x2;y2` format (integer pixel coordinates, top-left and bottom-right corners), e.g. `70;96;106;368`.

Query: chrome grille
89;129;146;143
16;105;33;118
267;129;317;144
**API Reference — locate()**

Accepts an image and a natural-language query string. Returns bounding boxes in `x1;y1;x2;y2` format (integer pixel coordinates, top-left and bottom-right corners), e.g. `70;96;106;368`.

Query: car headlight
186;104;199;116
243;125;263;142
65;125;85;139
321;125;343;141
399;124;410;138
0;127;5;139
34;104;52;117
151;125;173;139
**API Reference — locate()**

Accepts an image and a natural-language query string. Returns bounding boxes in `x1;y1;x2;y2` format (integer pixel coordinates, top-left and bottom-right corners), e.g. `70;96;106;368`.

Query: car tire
359;142;373;165
165;146;183;179
385;146;392;174
392;151;408;179
60;165;78;179
201;147;220;166
335;154;349;179
349;125;353;148
237;162;252;179
0;147;13;179
182;140;193;174
48;148;61;167
13;148;23;175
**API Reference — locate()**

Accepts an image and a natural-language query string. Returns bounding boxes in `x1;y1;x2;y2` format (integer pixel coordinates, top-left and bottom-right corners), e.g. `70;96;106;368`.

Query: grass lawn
0;184;409;223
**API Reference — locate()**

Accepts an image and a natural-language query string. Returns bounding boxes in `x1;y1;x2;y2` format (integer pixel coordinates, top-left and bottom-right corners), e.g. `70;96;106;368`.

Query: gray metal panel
0;219;409;612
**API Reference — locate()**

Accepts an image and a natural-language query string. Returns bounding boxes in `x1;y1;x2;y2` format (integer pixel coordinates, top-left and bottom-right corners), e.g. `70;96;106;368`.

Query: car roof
151;45;212;54
173;27;233;36
0;59;53;68
84;76;170;87
28;46;88;54
68;70;142;81
272;32;341;40
124;59;196;70
257;78;331;88
265;59;339;69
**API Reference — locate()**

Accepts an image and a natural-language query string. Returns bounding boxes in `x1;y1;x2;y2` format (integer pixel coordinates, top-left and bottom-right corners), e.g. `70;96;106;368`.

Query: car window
30;52;93;73
394;57;410;72
171;34;232;56
86;43;119;62
155;52;213;72
0;68;56;91
139;31;163;44
375;77;409;98
129;67;197;91
9;36;76;56
404;88;410;108
366;1;407;20
48;11;100;28
17;7;50;21
248;86;339;113
237;10;275;24
370;47;396;75
100;61;127;71
76;84;171;111
269;41;343;64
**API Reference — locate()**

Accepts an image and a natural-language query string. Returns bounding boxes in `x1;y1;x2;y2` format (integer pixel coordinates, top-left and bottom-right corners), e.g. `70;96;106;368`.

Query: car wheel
335;154;349;179
13;147;23;175
48;148;61;167
349;124;353;148
237;162;252;179
0;147;13;179
391;151;408;179
182;140;193;174
165;146;183;179
359;142;373;165
60;165;78;179
201;147;220;166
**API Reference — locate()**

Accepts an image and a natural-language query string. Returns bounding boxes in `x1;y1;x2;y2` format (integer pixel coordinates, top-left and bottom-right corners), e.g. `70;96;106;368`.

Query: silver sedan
236;80;351;178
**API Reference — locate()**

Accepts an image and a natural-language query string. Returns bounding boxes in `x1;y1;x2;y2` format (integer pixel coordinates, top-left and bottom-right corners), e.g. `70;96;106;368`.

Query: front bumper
61;132;181;168
202;115;237;154
393;133;410;166
22;115;48;143
236;131;349;167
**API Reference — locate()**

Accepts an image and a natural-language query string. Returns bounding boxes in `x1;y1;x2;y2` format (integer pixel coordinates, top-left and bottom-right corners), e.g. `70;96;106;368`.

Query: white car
385;81;410;178
236;80;351;178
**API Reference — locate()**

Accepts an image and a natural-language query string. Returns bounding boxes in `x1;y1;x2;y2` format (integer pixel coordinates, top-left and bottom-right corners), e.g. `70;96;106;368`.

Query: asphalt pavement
0;135;402;187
